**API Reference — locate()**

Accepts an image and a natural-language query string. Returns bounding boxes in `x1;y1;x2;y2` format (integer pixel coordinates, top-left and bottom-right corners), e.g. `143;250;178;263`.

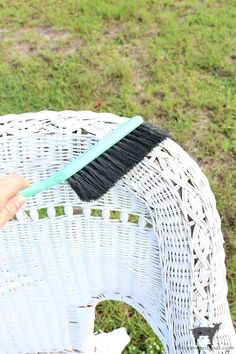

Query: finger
0;195;27;228
0;174;29;210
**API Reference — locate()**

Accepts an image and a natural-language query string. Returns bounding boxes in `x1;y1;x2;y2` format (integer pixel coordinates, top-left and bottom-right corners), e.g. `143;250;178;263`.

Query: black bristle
67;123;169;201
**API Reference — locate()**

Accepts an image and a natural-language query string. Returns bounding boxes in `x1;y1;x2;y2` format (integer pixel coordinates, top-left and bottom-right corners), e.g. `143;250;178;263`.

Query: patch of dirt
183;106;213;165
229;53;236;64
196;106;212;131
103;23;124;41
0;27;80;56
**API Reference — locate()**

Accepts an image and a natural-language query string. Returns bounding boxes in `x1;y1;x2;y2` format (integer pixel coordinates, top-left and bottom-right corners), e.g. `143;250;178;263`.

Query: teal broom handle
18;116;143;198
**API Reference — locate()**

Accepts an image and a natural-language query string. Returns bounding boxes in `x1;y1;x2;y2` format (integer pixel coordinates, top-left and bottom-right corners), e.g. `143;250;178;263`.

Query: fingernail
15;196;27;209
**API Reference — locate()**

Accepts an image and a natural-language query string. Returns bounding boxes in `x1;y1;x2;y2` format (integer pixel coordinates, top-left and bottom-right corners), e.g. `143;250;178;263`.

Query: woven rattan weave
0;111;235;354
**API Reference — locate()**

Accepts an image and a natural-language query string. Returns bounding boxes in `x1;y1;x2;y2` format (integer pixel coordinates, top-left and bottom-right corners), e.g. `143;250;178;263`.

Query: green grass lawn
0;0;235;352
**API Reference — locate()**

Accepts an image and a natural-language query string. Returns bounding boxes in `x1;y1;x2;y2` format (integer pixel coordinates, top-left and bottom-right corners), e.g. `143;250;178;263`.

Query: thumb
0;195;27;228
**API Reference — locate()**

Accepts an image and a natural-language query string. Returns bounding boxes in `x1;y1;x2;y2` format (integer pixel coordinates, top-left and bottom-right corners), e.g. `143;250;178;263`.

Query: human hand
0;174;30;228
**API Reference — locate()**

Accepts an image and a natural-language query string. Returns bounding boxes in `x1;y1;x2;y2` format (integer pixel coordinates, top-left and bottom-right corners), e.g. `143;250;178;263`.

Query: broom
18;116;168;202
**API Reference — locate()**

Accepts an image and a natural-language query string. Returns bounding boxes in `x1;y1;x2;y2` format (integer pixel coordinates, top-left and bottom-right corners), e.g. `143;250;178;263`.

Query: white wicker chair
0;111;235;354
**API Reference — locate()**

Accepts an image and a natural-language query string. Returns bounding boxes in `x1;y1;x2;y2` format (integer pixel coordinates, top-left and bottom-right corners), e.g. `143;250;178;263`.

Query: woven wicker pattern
0;111;235;354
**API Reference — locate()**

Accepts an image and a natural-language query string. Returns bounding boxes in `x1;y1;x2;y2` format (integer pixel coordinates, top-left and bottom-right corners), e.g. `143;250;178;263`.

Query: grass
0;0;235;352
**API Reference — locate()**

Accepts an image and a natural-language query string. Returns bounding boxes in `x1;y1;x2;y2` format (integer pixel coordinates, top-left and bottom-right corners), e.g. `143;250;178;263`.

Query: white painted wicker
0;111;235;354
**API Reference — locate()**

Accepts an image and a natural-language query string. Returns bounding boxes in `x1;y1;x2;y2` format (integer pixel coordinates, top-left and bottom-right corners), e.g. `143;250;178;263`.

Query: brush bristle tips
67;123;168;201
